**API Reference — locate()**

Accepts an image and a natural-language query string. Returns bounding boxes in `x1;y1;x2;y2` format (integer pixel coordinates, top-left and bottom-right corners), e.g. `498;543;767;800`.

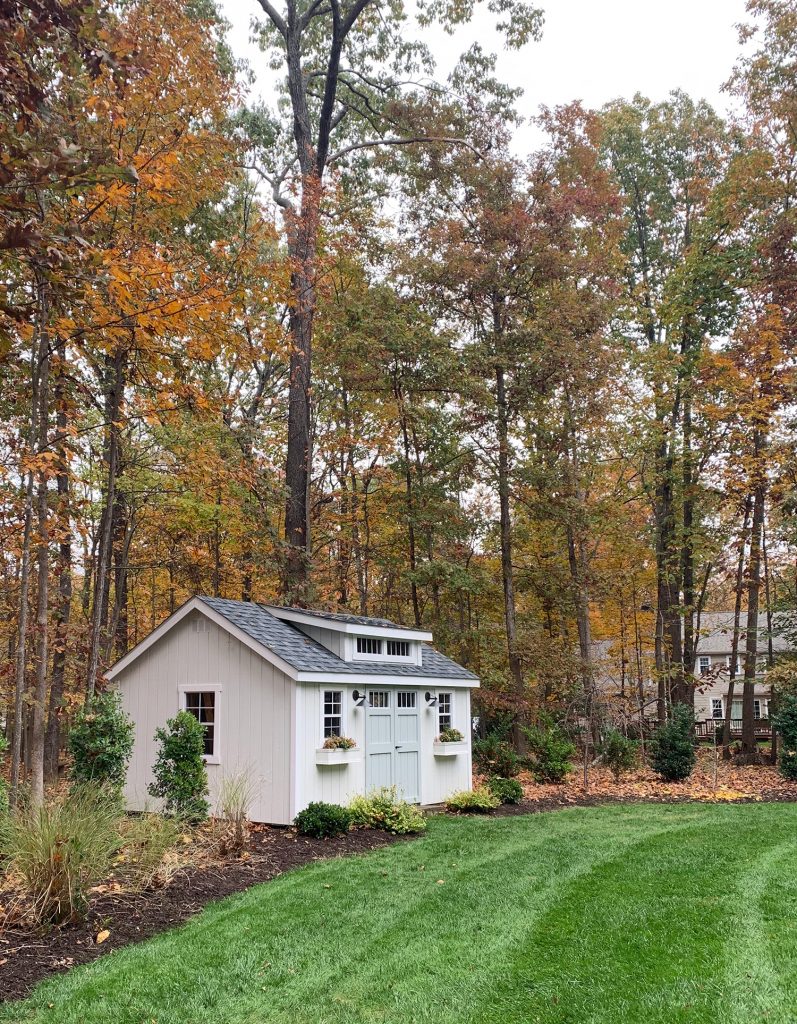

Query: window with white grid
323;690;343;737
438;692;452;732
184;691;217;759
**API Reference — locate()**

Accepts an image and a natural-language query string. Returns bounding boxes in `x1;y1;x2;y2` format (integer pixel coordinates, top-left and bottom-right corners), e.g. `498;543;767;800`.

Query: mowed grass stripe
3;804;797;1024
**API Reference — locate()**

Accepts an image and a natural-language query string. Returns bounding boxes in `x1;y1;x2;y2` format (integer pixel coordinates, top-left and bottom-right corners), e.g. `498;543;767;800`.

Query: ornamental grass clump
445;786;499;814
117;812;182;893
215;769;258;854
649;704;696;782
148;711;209;822
348;787;427;834
0;785;122;925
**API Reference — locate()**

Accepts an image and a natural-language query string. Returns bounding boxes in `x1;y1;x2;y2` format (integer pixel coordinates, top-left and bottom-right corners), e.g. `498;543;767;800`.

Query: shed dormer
262;606;433;667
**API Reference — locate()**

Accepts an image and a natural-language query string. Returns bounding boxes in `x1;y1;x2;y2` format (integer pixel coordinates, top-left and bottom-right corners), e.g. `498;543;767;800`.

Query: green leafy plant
472;733;520;778
348;787;427;834
322;735;357;750
649;704;696;782
215;769;258;854
522;720;576;783
148;711;209;822
773;694;797;781
117;812;182;893
487;775;523;805
600;729;639;781
294;801;352;838
445;786;500;814
0;784;122;924
438;727;464;742
68;689;135;791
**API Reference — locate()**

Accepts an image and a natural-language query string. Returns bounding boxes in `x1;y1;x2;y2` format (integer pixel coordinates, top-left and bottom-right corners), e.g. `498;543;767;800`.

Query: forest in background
2;0;796;805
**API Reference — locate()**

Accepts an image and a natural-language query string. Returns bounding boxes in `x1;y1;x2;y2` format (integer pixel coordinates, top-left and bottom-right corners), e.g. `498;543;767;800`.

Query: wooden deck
693;718;771;741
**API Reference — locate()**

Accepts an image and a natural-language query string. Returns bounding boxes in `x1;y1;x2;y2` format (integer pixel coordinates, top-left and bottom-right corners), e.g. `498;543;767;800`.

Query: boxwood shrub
294;802;352;838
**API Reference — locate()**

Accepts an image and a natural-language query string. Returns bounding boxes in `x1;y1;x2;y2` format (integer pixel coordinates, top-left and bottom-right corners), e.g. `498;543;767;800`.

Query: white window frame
178;684;222;765
726;655;743;675
438;692;453;733
321;688;346;742
699;656;711;676
710;697;723;719
351;636;417;664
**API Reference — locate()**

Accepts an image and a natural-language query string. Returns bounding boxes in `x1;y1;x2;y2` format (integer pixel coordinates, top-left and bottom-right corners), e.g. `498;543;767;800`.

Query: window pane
438;693;452;731
387;640;410;657
184;691;216;757
397;691;416;709
357;637;381;655
323;690;343;737
368;691;389;708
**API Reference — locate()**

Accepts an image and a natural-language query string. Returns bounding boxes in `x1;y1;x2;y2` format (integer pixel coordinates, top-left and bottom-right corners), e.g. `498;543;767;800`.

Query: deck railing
693;718;771;740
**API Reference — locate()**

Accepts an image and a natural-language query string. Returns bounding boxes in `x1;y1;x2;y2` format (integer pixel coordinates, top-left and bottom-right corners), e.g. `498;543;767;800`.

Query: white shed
107;597;478;824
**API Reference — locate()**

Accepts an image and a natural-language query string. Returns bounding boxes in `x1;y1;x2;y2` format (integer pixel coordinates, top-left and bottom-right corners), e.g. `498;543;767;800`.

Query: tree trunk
740;474;766;763
281;181;320;605
495;360;524;746
44;403;71;780
86;348;125;699
722;495;752;759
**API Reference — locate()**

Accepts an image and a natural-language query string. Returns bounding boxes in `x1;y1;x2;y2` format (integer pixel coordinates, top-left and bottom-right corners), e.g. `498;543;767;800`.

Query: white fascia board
294;671;480;688
263;605;434;642
107;597;300;682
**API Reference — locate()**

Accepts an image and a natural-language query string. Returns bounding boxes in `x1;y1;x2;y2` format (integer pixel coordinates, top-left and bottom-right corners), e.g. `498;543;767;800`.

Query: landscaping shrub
600;729;639;781
487;775;523;804
321;735;357;750
472;733;520;778
69;689;134;791
649;704;696;781
773;694;797;781
438;727;464;742
148;711;209;821
294;801;352;838
522;720;576;783
0;784;122;924
118;812;182;892
348;787;427;834
445;785;499;813
215;769;257;854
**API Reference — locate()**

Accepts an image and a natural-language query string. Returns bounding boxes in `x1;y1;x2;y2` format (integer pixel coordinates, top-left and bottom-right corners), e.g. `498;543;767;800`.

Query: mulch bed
0;825;402;1004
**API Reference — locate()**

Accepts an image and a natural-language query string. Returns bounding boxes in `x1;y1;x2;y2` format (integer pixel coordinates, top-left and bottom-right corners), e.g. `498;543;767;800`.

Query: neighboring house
692;611;792;732
107;597;478;824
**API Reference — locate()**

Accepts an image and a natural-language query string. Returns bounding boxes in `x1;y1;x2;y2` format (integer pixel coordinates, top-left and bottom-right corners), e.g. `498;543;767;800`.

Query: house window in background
699;656;711;676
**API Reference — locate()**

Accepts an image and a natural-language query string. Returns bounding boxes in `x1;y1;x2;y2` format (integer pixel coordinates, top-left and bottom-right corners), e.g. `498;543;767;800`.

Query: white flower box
315;747;361;766
433;740;467;758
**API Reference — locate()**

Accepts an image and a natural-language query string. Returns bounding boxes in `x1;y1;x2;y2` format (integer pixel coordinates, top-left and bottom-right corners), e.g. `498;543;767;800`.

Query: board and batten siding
117;610;293;825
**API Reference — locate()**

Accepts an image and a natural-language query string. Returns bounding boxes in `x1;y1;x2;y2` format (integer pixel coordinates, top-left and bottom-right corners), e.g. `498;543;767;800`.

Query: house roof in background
696;612;794;655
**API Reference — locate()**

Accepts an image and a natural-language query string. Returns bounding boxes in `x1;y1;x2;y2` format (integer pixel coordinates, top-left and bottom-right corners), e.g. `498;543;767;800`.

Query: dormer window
357;637;381;656
387;640;410;657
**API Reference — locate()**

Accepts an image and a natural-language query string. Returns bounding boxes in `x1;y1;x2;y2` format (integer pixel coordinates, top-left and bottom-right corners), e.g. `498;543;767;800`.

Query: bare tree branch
255;0;287;37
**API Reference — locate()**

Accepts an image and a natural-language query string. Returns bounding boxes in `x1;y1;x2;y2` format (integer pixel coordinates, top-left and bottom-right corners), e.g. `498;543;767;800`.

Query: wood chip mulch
0;825;402;1003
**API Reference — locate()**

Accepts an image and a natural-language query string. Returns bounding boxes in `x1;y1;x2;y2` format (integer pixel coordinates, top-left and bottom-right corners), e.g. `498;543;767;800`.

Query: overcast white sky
218;0;750;150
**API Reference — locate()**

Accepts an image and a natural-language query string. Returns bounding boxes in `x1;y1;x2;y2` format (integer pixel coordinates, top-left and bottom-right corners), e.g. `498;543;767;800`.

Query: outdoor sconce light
425;691;438;707
352;690;367;707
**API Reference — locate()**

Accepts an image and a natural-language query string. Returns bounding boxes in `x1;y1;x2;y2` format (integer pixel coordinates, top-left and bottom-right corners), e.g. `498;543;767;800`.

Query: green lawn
4;803;797;1024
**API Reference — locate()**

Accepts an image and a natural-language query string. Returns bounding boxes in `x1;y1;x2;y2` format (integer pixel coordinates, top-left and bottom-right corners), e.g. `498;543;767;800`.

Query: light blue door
394;691;420;802
365;690;420;802
366;690;394;791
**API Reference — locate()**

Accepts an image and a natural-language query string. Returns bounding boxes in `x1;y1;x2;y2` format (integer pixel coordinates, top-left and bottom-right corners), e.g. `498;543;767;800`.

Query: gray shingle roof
199;597;476;680
266;605;406;629
697;612;794;655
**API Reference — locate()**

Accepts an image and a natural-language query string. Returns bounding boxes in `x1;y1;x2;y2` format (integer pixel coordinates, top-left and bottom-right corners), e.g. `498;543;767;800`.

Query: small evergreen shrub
773;694;797;781
472;733;520;778
522;720;576;783
0;784;122;924
322;735;357;750
69;690;134;791
148;711;209;821
438;727;464;742
649;704;696;782
348;787;427;834
487;775;523;804
294;801;352;838
600;729;639;781
445;785;500;813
